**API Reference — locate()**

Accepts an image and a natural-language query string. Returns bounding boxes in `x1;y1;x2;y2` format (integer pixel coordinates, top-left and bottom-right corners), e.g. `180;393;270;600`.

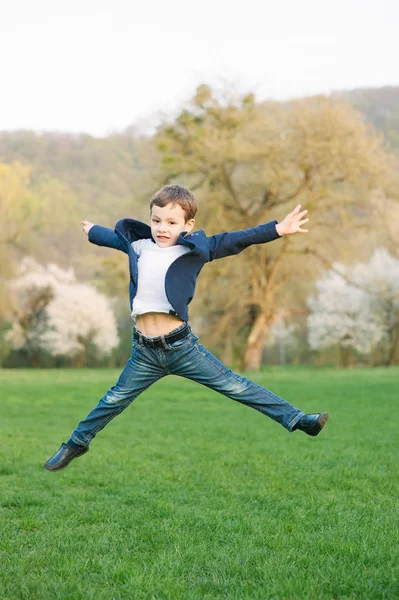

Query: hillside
338;86;399;150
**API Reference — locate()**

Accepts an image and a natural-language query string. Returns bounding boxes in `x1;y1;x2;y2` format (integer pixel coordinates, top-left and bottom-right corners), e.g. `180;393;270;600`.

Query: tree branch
221;164;248;217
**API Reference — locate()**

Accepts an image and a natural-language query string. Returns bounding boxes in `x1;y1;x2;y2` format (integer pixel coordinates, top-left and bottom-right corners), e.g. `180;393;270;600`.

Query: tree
0;160;77;317
351;248;399;365
5;258;119;367
41;282;119;366
263;319;298;365
307;248;399;366
156;85;399;370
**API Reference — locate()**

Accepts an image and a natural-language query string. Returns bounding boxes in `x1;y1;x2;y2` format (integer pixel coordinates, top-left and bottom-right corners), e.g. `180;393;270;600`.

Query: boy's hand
276;205;309;236
81;220;94;235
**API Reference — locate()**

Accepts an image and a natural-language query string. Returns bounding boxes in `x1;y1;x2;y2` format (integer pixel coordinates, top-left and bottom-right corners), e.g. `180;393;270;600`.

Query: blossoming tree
6;258;119;366
307;248;399;366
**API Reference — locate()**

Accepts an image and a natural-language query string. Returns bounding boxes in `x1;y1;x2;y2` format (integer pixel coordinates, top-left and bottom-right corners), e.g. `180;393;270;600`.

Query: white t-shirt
131;238;191;321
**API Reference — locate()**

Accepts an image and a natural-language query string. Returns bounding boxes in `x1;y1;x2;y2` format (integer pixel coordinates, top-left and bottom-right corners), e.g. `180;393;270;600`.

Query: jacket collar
115;218;153;243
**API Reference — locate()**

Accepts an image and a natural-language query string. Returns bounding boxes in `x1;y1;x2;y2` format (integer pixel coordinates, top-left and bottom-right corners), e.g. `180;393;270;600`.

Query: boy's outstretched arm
207;205;309;261
81;220;128;254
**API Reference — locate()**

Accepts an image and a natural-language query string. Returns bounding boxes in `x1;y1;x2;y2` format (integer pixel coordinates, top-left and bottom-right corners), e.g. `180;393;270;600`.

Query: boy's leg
69;350;166;447
44;341;167;471
45;344;166;470
170;341;304;431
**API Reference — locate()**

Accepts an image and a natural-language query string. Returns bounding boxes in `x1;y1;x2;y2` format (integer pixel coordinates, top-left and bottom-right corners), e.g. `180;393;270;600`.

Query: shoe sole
316;412;329;435
44;447;89;472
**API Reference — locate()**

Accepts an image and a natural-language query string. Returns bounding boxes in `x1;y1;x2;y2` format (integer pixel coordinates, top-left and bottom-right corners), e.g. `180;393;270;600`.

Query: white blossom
307;248;399;354
351;248;399;332
41;283;119;358
264;318;298;347
6;258;119;359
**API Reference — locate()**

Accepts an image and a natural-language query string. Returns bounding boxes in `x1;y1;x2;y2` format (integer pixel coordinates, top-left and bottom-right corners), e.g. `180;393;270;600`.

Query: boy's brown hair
150;184;197;222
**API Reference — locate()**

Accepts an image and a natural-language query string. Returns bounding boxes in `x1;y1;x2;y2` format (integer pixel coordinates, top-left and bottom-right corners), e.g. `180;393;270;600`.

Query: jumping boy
44;184;328;471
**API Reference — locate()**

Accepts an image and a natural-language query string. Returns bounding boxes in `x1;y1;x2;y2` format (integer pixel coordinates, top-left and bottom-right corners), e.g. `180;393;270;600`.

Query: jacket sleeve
88;225;128;254
207;220;282;261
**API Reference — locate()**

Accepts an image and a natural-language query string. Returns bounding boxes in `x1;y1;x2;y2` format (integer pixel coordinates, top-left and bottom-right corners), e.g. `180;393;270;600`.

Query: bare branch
221;165;248;217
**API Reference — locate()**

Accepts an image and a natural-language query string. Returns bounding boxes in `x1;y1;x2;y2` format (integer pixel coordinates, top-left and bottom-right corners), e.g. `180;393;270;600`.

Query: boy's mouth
158;236;169;240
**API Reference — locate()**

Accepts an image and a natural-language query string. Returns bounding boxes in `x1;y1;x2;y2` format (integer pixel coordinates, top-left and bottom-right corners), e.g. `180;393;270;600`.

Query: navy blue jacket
89;218;282;322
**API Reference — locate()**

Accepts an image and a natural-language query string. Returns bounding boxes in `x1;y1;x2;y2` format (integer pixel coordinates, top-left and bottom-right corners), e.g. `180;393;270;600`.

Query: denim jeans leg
70;344;166;446
169;341;304;431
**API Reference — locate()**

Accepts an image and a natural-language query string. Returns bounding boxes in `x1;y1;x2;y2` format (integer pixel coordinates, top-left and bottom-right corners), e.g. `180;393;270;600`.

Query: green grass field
0;366;398;599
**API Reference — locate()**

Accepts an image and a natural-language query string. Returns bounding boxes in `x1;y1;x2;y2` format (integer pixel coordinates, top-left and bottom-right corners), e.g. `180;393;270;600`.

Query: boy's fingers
290;205;302;216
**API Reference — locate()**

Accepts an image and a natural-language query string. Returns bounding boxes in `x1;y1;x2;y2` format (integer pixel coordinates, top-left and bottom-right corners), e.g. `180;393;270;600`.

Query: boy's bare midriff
135;312;185;337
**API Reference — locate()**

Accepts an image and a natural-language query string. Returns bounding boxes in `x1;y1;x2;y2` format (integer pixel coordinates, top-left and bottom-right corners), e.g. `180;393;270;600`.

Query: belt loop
160;334;168;349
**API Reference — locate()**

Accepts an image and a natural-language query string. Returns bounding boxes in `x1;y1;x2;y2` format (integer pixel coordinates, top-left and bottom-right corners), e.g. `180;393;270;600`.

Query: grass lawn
0;366;398;599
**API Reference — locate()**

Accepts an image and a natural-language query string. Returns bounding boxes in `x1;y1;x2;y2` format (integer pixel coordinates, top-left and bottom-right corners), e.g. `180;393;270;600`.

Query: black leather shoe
44;443;89;471
294;413;329;436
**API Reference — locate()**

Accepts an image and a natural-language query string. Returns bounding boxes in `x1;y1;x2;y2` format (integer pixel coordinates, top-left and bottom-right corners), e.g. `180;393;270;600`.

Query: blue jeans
70;323;304;447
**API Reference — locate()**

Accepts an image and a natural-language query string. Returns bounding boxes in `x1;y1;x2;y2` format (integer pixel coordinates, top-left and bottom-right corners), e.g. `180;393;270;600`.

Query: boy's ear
186;219;195;232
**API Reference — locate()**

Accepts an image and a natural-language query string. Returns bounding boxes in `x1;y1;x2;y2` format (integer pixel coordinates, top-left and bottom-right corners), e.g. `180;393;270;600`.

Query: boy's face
151;202;195;247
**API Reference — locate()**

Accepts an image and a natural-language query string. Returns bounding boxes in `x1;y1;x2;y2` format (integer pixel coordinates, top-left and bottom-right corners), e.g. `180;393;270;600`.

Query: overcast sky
1;0;398;137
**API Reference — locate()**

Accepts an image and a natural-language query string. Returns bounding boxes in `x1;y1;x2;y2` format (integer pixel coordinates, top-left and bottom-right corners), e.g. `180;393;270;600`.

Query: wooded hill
339;86;399;151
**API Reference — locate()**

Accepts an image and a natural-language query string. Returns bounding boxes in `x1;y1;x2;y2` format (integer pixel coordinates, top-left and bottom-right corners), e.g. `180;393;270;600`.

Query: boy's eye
153;220;176;224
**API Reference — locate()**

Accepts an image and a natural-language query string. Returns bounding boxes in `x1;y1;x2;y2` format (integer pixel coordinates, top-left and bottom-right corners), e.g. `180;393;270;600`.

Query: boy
44;184;328;471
